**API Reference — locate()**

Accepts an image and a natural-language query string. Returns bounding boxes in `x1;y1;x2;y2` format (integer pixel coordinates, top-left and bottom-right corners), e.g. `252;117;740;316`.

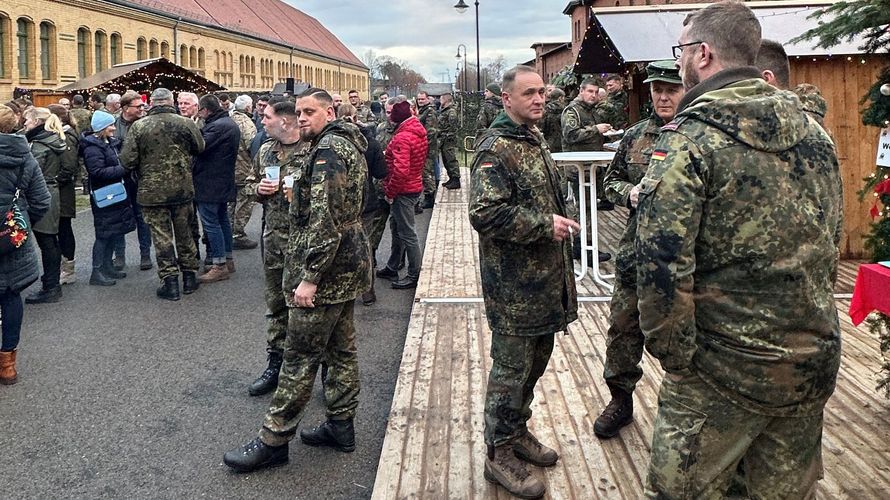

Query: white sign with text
878;127;890;168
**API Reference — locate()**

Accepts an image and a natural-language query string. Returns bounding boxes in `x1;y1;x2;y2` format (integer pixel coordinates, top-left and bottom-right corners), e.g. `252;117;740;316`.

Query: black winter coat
360;124;387;215
0;133;51;293
80;133;136;239
193;110;240;203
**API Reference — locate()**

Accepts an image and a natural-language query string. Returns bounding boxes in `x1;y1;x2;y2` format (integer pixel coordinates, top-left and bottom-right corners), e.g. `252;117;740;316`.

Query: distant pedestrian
229;95;259;250
46;104;81;285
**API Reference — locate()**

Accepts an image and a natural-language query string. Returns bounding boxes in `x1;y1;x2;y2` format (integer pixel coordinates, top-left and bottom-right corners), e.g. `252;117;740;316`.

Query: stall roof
57;58;224;93
594;4;876;64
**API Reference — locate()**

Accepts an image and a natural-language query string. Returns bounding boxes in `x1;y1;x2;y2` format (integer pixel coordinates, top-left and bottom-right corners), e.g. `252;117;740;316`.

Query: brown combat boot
0;350;18;385
594;389;634;439
513;431;559;467
198;264;230;284
484;444;546;499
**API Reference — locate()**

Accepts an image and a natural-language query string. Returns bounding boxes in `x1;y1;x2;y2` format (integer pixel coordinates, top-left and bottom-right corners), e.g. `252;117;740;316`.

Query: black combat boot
375;267;399;281
423;192;436;209
25;286;62;304
89;269;116;286
300;418;356;452
442;177;461;190
593;389;634;439
102;264;127;279
223;437;289;472
156;276;181;301
248;351;283;396
182;271;199;295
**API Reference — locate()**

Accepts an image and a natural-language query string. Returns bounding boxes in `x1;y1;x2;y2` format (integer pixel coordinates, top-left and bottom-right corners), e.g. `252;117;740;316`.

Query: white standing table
551;151;616;291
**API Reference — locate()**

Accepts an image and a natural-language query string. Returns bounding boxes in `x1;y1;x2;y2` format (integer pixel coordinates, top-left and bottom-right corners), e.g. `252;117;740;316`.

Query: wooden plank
422;304;455;497
466;304;490;498
447;305;472;499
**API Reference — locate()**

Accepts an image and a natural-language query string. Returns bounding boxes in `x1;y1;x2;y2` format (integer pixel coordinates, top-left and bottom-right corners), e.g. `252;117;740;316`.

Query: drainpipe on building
173;17;181;65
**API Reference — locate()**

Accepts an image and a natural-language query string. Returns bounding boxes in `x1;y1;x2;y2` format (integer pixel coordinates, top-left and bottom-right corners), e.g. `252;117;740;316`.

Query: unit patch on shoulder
479;162;494;169
651;149;668;161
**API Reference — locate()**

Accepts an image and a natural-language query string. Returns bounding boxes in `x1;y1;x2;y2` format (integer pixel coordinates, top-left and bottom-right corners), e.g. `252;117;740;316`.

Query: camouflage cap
150;87;173;102
643;60;682;85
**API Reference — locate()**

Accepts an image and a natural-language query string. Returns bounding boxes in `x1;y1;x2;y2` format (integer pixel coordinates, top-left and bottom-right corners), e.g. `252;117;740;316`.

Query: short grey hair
683;0;761;67
387;95;408;106
150;87;174;105
106;94;121;105
234;95;253;111
178;92;198;104
501;65;538;93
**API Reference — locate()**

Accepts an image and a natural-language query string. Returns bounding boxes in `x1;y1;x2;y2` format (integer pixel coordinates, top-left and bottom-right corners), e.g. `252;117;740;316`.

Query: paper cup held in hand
265;165;280;180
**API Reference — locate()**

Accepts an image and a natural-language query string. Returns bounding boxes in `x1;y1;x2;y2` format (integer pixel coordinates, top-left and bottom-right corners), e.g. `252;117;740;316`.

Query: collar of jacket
678;66;762;112
25;125;45;142
487;95;503;107
488;111;540;143
205;109;229;124
147;105;177;116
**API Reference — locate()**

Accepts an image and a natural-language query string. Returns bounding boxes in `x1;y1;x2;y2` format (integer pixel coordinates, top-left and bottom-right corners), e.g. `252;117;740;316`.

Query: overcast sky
285;0;570;82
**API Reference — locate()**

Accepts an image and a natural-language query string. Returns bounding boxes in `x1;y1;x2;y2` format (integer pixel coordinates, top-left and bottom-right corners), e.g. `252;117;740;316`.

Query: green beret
643;60;682;85
486;83;501;95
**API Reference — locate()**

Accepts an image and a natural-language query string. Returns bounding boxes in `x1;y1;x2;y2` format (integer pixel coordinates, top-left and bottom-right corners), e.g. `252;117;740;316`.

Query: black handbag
0;164;31;255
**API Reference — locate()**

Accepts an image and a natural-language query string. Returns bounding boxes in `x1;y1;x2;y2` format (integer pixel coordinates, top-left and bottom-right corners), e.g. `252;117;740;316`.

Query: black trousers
58;217;76;260
34;231;61;290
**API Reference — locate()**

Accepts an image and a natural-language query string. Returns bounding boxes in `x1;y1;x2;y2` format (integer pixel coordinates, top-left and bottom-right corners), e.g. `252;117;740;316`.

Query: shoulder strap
7;162;27;207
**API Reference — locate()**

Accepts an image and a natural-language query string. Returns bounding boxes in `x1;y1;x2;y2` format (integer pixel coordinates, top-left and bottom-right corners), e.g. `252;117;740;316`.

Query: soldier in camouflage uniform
595;61;684;440
639;3;844;497
755;39;831;128
245;101;312;397
469;66;579;500
348;89;377;127
224;88;371;473
120;88;204;301
540;87;565;153
604;74;629;129
475;82;503;135
229;95;259;250
438;93;462;190
416;91;439;208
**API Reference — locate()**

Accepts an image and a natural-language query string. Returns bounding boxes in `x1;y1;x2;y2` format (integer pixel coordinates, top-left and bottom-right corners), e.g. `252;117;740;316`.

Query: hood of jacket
678;67;809;153
28;127;68;153
486;111;540;143
394;116;427;141
320;119;368;154
80;132;121;152
486;95;504;109
0;133;33;169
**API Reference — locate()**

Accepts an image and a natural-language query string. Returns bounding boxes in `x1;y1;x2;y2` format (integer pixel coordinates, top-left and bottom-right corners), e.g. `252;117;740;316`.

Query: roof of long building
117;0;366;68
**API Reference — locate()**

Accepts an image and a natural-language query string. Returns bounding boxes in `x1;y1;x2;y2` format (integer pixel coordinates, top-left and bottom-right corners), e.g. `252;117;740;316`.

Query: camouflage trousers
439;138;461;180
422;155;438;196
484;333;555;447
228;184;257;240
646;372;824;499
361;202;390;263
141;202;199;280
603;254;643;395
260;300;360;446
262;229;288;354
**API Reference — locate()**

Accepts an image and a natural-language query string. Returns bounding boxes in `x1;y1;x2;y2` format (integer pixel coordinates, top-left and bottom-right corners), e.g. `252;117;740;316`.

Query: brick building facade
0;0;368;100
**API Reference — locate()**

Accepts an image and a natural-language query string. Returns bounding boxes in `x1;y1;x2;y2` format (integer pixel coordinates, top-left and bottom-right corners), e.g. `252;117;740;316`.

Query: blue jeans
197;202;233;264
0;290;24;351
114;203;152;258
93;234;124;270
385;194;422;280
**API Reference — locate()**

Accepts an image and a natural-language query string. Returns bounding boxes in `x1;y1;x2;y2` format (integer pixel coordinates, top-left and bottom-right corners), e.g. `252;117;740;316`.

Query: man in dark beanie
476;82;504;134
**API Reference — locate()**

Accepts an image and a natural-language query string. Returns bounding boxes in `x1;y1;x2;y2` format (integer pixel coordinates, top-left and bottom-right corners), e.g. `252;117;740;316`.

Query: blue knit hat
91;111;115;132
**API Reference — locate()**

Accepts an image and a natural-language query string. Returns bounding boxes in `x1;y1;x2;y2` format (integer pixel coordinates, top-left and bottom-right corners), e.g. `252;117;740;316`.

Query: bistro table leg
580;163;614;292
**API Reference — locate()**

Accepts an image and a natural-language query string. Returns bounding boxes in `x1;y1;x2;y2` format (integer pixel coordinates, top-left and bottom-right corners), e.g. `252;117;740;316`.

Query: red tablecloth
849;264;890;326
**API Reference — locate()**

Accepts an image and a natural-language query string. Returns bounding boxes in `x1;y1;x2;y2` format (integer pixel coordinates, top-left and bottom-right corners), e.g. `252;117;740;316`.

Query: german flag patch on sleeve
479;162;494;169
651;149;668;161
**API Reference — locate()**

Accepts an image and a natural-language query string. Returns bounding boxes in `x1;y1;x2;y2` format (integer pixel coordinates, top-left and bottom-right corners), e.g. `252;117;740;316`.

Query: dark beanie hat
391;101;412;124
486;83;501;95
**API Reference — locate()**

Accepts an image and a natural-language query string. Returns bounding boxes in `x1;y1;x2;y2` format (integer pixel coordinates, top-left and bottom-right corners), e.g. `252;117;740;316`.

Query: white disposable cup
265;165;280;180
283;175;294;189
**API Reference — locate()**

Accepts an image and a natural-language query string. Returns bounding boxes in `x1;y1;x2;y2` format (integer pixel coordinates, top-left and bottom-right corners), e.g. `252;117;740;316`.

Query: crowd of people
0;1;845;498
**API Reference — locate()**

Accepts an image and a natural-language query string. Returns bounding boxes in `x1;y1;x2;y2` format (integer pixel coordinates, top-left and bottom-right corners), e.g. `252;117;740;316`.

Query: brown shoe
594;389;633;439
484;444;545;499
226;258;236;273
198;264;230;283
513;431;559;467
0;350;18;385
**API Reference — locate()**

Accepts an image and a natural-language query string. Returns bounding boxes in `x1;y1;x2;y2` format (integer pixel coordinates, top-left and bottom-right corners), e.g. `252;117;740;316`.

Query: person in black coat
193;94;241;283
80;111;137;286
0;107;51;384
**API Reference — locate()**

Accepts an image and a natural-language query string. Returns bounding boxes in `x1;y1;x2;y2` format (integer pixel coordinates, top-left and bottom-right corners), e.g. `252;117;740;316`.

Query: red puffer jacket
384;116;427;199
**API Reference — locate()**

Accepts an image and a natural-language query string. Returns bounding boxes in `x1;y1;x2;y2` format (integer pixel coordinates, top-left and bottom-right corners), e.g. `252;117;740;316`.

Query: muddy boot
513;431;559;467
300;418;356;453
484;444;545;499
594;389;634;439
0;350;18;385
248;351;283;396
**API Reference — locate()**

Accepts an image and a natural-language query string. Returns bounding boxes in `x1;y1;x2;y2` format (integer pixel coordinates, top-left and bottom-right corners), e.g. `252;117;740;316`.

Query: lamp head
454;0;469;13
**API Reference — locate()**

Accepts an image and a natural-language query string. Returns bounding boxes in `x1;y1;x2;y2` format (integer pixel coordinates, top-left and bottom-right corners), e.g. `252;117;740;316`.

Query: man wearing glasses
637;1;843;497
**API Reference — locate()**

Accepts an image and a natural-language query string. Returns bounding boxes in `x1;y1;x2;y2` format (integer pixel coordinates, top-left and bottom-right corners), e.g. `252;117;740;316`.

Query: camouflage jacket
69;107;92;137
283;120;372;306
794;83;829;128
596;99;626;130
230;110;258;185
561;98;605;152
417;103;439;159
468;111;577;336
376;121;395;150
356;103;377;127
606;89;629;128
540;100;565;153
438;103;459;142
635;69;843;417
249;138;312;237
120;105;204;206
475;96;503;134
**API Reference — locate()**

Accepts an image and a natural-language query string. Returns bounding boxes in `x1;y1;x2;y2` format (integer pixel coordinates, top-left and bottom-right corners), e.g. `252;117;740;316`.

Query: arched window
77;27;91;78
137;37;147;60
160;41;169;59
179;44;187;66
189;46;197;69
0;15;9;79
94;30;106;72
149;39;158;58
198;48;204;71
110;33;121;65
16;18;34;80
39;21;56;81
250;56;255;75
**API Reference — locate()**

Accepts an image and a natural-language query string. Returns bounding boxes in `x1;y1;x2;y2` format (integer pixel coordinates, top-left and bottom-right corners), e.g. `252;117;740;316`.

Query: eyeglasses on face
672;41;703;59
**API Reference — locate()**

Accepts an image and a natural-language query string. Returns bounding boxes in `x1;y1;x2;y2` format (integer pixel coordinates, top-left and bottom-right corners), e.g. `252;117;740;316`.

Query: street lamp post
454;0;481;92
455;44;468;93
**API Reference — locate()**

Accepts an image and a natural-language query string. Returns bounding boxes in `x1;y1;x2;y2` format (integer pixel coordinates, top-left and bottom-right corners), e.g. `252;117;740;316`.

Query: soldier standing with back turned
437;93;462;190
469;65;579;500
416;91;439;209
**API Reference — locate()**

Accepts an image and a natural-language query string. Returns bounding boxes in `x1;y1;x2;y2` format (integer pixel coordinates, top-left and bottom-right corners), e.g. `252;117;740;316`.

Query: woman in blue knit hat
80;111;136;286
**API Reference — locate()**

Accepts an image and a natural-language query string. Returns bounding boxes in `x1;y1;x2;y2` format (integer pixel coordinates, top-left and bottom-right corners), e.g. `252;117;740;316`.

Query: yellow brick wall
0;0;368;101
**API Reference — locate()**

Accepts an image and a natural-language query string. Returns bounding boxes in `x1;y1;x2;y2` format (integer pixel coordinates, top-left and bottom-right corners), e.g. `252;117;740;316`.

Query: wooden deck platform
372;168;890;499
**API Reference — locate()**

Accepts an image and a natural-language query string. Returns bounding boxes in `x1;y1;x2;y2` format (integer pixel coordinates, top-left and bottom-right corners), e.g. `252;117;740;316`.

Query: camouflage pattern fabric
362;205;390;261
484;333;554;447
606;89;629;129
438;103;461;181
69;107;93;138
417;103;440;195
475;96;503;134
355;103;377;127
120;105;204;207
282;120;372;307
259;299;360;446
596;100;626;131
229;107;259;241
646;373;824;498
561;98;607;194
469;111;577;337
540;99;565;153
794;83;829;128
142;202;199;279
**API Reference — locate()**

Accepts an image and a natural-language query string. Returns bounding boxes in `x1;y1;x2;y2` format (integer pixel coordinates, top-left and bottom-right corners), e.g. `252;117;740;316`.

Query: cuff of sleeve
301;271;320;285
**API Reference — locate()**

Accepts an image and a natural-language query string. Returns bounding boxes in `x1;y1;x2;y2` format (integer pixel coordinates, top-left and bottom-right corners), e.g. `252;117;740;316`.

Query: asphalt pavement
0;201;431;500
